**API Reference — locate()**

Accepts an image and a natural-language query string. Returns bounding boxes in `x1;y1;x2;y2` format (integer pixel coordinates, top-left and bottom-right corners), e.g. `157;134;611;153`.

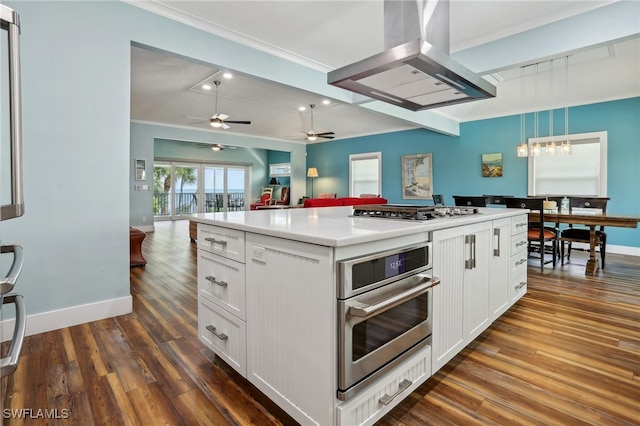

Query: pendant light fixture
516;66;528;157
545;60;557;156
530;63;541;157
517;58;571;157
560;56;572;155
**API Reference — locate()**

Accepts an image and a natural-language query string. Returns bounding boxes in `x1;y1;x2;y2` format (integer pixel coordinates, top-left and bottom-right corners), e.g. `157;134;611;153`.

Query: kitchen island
190;206;528;426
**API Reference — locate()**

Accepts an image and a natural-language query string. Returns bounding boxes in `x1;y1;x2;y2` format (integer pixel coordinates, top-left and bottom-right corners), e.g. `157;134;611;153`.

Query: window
349;152;381;197
269;163;291;177
528;131;607;196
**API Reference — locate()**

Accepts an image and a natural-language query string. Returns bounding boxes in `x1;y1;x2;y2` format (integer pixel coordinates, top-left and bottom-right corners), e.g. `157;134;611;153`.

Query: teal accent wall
308;97;640;248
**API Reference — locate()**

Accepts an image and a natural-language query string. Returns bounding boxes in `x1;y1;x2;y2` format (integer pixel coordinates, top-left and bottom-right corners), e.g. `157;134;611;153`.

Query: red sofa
303;196;387;208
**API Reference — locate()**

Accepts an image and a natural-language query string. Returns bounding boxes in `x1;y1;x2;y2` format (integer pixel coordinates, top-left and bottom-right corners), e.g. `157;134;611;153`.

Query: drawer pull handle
516;258;527;266
515;281;527;290
516;222;528;228
204;237;227;246
379;379;412;406
205;276;228;287
206;325;228;341
516;240;528;247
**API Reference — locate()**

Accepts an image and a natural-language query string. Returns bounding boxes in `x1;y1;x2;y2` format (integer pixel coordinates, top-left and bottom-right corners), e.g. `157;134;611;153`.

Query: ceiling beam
452;1;640;74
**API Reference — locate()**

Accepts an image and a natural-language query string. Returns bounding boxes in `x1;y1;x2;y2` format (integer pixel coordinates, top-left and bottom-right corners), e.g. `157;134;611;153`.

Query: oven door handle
348;274;440;318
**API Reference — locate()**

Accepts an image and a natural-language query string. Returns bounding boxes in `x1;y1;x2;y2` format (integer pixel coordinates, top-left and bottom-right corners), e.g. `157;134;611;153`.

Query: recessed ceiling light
202;84;212;90
298;106;306;111
223;72;233;79
322;99;330;105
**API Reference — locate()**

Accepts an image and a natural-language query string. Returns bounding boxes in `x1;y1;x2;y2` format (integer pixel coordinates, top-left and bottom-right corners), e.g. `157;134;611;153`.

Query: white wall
1;0;308;334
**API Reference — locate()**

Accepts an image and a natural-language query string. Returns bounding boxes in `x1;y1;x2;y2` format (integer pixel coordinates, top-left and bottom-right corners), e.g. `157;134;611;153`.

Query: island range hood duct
328;0;496;111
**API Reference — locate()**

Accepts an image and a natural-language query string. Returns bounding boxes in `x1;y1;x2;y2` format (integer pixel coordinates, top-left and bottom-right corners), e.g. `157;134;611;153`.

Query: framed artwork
402;153;433;199
135;159;146;181
481;153;503;177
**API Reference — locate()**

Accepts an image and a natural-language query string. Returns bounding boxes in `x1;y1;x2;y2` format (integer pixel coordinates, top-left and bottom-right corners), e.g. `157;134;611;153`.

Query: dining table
528;210;640;275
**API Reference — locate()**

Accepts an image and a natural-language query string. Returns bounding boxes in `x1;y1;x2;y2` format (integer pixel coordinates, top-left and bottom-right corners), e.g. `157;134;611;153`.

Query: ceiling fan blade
184;115;208;121
315;132;335;136
319;135;335;139
218;113;230;121
225;120;251;125
221;123;230;130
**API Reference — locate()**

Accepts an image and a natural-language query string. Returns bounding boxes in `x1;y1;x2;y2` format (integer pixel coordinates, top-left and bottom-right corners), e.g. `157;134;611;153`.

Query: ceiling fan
300;104;335;141
188;80;251;130
197;143;237;151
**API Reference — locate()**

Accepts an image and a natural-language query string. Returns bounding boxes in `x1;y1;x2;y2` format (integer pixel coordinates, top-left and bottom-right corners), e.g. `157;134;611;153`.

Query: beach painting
402;153;433;199
482;153;503;177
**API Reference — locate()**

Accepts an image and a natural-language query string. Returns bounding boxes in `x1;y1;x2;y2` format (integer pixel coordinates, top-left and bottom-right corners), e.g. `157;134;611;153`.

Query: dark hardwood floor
2;220;639;425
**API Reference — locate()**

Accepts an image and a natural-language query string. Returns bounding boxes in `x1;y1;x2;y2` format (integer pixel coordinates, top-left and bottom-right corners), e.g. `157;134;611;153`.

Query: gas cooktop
351;204;479;221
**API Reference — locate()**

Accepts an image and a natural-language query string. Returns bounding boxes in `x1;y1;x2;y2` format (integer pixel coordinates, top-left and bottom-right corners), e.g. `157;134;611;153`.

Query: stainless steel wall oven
337;241;439;401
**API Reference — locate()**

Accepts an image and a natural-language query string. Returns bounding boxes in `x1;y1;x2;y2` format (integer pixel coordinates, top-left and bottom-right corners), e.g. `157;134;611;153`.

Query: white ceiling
129;0;639;142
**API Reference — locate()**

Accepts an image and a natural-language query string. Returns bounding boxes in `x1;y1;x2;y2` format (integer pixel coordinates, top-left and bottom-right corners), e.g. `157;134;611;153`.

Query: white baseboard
132;225;154;233
1;295;132;342
567;242;640;257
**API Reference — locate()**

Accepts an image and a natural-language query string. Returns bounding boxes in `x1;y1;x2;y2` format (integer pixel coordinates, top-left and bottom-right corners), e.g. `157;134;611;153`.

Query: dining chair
560;197;609;268
432;194;444;205
505;197;558;273
453;195;487;207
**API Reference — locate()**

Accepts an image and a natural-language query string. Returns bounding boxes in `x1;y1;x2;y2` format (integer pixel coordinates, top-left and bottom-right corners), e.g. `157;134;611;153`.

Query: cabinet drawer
198;251;246;320
197;224;245;263
511;214;529;236
511;264;527;303
336;345;431;426
199;297;246;376
511;249;528;272
511;233;528;256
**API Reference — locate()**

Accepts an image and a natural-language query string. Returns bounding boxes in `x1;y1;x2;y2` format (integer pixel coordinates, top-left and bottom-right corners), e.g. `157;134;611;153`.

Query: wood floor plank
2;220;638;425
126;382;185;425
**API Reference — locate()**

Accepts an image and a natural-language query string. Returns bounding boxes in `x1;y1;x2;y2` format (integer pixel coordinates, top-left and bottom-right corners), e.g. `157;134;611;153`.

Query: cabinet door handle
465;234;476;269
493;228;501;257
379;379;412;405
516;258;527;266
1;245;23;295
204;237;227;246
516;240;528;247
205;276;228;287
205;325;228;341
515;281;527;290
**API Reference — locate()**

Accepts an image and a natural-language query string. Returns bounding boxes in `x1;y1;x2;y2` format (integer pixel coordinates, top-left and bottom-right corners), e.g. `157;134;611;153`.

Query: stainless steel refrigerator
1;2;26;391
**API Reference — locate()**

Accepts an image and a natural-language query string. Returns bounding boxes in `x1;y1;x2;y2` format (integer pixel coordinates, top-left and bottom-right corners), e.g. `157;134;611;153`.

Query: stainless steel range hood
328;0;496;111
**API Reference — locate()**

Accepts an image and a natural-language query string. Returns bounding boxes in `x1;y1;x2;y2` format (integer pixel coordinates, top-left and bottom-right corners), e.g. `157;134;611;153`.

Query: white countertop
189;206;524;247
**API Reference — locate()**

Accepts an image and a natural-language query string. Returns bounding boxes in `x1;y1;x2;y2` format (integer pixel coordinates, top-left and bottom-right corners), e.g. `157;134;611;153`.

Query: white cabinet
432;221;491;372
489;218;511;320
197;223;247;376
245;233;335;426
510;214;529;303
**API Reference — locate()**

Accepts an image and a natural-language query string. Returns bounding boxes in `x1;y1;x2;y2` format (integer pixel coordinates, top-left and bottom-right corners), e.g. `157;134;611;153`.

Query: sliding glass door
154;161;248;220
202;166;246;212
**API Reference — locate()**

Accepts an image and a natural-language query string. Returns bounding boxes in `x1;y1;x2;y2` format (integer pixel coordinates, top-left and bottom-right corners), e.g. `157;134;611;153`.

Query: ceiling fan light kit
189;80;251;130
301;104;335;141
